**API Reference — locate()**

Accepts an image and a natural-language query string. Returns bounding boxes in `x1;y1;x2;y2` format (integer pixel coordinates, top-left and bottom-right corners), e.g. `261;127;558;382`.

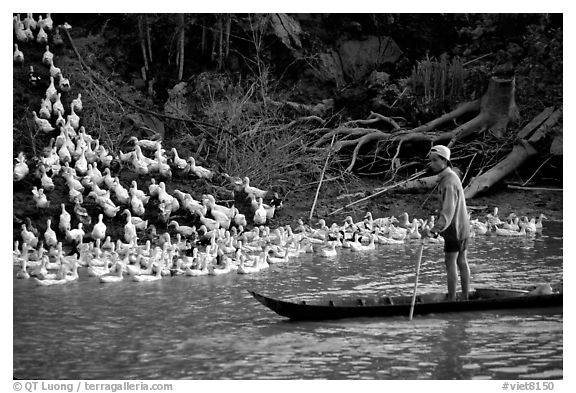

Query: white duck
86;163;104;186
168;220;196;237
59;203;72;233
37;166;54;193
521;216;537;234
53;111;65;128
43;13;54;30
87;248;111;277
102;167;116;189
96;145;114;168
66;223;85;244
408;219;422;240
99;262;124;283
350;234;376;252
237;254;261;274
130;194;146;216
45;75;58;102
42;45;54;66
74;146;88;175
52;93;65;118
21;224;39;248
13;43;24;64
23;23;34;41
36;261;80;286
13;152;29;182
156;181;174;205
535;214;547;232
208;208;231;230
266;246;289;264
24;13;37;30
132;262;163;282
129;180;150;204
36;24;48;44
470;218;489;235
171;148;188;170
492;223;527;237
32;186;50;209
32;111;55;133
129;136;161;151
243;176;267;199
111;179;131;205
68;105;80;130
253;198;267;225
122;209;138;245
60;172;84;193
44;219;58;248
16;246;31;279
502;215;520;231
203;194;234;218
198;211;221;232
185;157;213;179
91;214;107;241
15;23;28;43
71;93;83;112
39;97;52;120
319;240;338;257
486;207;503;226
48;58;62;80
232;207;248;227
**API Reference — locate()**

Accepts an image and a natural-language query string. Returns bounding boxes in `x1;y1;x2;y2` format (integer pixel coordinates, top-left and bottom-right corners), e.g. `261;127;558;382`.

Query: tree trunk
178;14;185;81
479;76;519;138
138;15;149;73
447;76;518;147
464;140;537;199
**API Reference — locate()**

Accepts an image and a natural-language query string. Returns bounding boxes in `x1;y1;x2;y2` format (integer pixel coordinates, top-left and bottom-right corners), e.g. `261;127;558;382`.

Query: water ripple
13;222;563;379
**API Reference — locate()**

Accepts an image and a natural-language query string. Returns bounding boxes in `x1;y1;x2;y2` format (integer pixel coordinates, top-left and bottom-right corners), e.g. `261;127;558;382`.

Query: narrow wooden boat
248;287;562;321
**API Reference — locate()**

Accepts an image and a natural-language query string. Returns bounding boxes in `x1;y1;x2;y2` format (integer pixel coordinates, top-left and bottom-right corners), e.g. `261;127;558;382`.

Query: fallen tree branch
410;99;481;134
464;140;537;199
313;127;380;148
516;106;555;139
282;115;326;130
343;111;401;130
344;131;393;172
507;185;562;191
528;107;562;144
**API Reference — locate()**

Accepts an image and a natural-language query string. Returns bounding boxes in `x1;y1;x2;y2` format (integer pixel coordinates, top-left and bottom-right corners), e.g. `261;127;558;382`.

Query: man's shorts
444;238;468;253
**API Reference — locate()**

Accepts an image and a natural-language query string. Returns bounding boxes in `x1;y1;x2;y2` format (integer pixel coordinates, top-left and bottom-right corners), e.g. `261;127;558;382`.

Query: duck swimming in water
99;261;124;283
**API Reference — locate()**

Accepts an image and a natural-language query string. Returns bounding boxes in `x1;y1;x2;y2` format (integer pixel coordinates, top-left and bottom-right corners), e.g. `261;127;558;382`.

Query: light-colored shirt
433;167;470;242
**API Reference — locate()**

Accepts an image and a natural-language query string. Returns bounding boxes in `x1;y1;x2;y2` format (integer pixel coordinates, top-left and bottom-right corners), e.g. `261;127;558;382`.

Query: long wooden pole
309;134;336;220
327;169;426;216
409;243;425;321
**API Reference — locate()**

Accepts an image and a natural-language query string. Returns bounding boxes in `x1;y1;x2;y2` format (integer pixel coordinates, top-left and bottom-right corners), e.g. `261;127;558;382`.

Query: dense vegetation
13;13;562;235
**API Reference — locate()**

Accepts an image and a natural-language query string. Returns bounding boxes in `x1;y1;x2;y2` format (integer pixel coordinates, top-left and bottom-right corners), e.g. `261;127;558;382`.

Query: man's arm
432;182;458;233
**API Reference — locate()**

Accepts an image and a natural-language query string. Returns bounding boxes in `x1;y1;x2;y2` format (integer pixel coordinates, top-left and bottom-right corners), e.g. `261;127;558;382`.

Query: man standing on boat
428;145;471;301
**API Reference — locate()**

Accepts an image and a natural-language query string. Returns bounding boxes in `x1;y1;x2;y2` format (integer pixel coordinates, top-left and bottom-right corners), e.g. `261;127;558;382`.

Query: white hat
430;145;451;162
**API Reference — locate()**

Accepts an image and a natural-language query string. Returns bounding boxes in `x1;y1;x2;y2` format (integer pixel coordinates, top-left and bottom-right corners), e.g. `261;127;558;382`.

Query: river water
13;221;563;380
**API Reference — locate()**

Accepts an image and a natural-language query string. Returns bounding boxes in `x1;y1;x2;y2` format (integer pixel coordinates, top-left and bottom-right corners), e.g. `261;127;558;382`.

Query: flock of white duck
13;13;549;286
